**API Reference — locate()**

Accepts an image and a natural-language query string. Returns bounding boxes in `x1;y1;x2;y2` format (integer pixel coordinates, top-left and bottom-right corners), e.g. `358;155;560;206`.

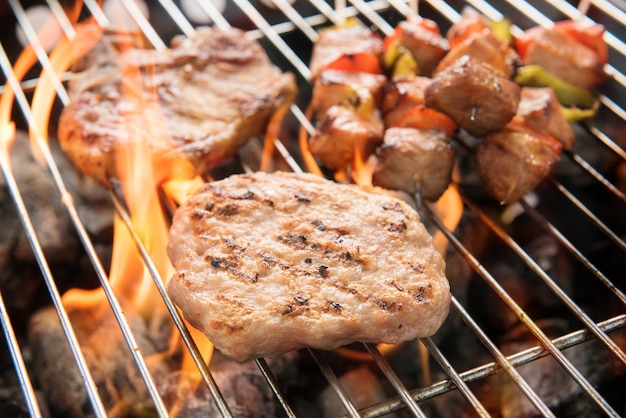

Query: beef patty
167;172;451;361
58;27;297;187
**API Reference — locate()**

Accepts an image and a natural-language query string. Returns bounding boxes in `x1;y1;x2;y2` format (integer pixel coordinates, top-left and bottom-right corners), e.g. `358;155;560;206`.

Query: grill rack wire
0;0;625;417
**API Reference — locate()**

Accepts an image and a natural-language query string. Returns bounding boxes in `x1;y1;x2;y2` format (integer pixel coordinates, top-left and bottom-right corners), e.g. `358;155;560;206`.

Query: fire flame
2;0;214;393
1;3;466;404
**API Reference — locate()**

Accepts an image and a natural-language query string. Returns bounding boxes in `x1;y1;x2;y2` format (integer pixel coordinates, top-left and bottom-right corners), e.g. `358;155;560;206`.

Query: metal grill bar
0;4;171;413
425;201;622;417
518;197;626;304
463;194;626;364
363;343;428;416
355;314;626;417
0;1;625;417
0;285;42;418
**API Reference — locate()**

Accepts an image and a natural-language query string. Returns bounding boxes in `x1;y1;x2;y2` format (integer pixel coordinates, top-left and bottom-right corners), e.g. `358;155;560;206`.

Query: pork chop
58;27;297;187
167;172;451;361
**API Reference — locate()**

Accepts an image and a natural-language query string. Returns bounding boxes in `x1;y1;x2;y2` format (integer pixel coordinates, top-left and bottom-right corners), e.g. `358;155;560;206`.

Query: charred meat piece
385;18;449;77
445;6;492;49
475;121;562;204
309;104;384;170
381;75;431;128
311;69;387;120
309;22;384;81
426;55;520;137
519;28;607;89
515;87;575;150
167;171;451;361
381;75;457;136
435;32;519;78
58;27;297;187
372;127;456;201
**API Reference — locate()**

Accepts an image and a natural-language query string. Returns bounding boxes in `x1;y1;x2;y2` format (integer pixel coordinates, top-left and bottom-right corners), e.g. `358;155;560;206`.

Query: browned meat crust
475;122;562;204
435;32;519;77
522;28;607;89
167;172;450;361
58;27;297;187
515;87;575;150
425;55;520;137
372;127;456;201
309;23;384;81
308;105;384;170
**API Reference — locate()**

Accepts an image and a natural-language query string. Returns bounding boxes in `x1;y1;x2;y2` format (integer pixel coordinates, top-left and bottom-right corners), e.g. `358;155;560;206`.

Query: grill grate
1;1;625;417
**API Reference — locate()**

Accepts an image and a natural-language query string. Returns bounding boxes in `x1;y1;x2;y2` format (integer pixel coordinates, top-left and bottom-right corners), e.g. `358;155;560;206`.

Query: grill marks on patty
167;172;450;361
205;217;421;316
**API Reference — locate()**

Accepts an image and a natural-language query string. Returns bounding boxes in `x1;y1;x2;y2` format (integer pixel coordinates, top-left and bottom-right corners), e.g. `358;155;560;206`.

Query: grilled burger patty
167;172;451;361
58;27;296;187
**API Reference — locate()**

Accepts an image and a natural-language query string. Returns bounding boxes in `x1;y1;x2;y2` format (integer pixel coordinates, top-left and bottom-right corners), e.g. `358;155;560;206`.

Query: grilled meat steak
515;87;575;150
425;55;520;137
309;104;384;171
475;121;562;204
167;172;451;361
58;27;297;187
372;127;456;201
521;27;607;89
309;22;384;81
311;69;387;120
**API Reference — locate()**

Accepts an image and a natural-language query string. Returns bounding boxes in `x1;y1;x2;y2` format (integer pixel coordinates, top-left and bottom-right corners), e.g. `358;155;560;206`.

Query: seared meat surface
435;32;519;77
381;76;431;128
309;104;384;171
521;28;606;89
58;27;297;187
167;172;451;361
475;122;562;204
309;23;384;81
372;127;456;201
311;69;387;120
425;55;520;137
387;18;449;77
515;87;575;149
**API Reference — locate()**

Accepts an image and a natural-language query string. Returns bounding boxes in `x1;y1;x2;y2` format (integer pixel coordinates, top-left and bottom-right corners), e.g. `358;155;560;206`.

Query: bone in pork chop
58;27;297;187
167;172;451;361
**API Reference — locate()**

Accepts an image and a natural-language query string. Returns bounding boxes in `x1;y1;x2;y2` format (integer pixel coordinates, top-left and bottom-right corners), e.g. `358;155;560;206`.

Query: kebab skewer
302;7;609;205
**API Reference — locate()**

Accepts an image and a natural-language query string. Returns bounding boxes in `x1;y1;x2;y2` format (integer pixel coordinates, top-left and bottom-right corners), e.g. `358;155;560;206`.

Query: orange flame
29;20;103;162
350;136;376;187
22;1;215;374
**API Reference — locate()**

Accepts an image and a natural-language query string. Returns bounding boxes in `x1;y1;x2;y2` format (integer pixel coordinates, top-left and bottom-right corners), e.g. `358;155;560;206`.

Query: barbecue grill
0;0;624;417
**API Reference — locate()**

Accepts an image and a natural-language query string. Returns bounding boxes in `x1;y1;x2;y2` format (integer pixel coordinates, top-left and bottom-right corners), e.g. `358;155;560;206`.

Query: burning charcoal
28;296;170;417
317;366;395;418
162;351;300;418
498;320;626;418
0;132;79;267
0;131;112;323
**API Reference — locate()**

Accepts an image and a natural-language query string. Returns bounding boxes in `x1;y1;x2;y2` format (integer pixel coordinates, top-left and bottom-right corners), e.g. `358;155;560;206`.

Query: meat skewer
303;8;609;206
